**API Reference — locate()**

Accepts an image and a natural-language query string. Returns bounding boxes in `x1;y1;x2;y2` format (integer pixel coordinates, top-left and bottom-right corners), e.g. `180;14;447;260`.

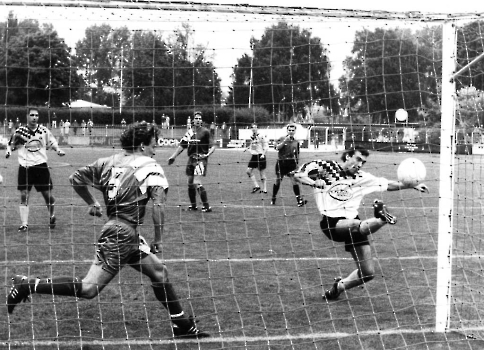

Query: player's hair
194;111;202;117
27;107;39;115
120;121;159;151
341;146;370;162
287;123;296;130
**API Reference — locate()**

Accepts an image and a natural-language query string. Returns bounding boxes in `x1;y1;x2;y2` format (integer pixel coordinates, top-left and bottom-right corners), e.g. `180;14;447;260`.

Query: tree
75;23;221;109
228;21;339;120
74;24;131;107
341;27;437;124
0;12;80;106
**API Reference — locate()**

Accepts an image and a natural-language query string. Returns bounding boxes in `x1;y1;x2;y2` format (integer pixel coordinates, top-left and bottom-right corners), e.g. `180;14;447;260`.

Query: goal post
435;20;457;333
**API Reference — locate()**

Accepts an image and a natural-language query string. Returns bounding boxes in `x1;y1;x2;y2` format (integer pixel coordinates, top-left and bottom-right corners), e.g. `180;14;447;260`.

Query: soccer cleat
297;199;308;207
18;225;28;232
201;206;212;213
324;277;343;301
187;206;198;211
49;216;56;229
173;315;210;339
7;275;31;314
251;186;261;193
261;190;267;194
373;199;397;225
271;198;276;205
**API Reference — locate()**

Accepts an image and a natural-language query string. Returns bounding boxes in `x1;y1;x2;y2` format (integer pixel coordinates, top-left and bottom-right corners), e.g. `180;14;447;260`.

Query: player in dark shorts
7;122;209;339
246;123;269;193
271;123;306;207
293;146;429;301
5;107;65;232
168;111;215;212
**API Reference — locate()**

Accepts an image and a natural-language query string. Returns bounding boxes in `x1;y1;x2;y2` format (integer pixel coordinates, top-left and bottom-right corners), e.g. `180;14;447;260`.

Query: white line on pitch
2;254;483;266
1;326;482;347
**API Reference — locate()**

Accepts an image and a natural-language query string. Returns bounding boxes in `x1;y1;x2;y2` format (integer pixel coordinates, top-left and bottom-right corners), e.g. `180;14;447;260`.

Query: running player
7;122;209;338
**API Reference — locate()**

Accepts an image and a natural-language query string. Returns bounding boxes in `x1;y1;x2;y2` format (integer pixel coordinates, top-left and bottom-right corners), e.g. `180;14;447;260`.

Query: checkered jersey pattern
9;125;59;167
298;159;357;185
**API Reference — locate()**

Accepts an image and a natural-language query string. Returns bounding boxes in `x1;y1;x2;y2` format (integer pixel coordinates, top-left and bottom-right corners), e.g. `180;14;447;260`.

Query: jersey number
107;167;126;200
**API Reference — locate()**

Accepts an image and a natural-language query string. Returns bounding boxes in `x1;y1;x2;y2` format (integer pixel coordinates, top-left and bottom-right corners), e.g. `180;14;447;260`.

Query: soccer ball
397;158;426;187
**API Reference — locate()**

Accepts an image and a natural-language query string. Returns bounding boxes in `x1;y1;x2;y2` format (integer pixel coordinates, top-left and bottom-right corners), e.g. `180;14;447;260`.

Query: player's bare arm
150;186;167;253
69;174;103;217
168;146;184;164
387;180;429;193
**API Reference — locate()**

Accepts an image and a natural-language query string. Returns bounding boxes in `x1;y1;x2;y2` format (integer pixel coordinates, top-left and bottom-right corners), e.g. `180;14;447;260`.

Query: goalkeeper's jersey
9;125;59;167
71;153;169;225
248;133;268;155
295;160;388;219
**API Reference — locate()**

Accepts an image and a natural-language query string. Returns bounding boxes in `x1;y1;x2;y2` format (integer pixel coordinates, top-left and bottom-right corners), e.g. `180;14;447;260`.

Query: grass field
1;146;483;350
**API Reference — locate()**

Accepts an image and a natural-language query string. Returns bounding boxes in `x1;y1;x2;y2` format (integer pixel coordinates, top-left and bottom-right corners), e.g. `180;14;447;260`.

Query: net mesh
1;2;484;349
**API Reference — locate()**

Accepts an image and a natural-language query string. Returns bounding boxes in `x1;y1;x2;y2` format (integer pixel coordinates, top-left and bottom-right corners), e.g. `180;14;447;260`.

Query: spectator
64;120;71;136
87;119;93;135
60;120;65;136
52;112;57;129
81;120;86;136
121;118;126;128
210;122;216;138
72;120;79;135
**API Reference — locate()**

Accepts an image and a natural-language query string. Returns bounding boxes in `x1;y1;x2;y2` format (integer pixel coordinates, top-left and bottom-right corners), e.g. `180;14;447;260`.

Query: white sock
19;205;29;225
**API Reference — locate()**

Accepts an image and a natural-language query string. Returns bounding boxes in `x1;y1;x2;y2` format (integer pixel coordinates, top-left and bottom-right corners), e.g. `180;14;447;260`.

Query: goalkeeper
5;108;65;232
293;146;429;301
7;122;209;339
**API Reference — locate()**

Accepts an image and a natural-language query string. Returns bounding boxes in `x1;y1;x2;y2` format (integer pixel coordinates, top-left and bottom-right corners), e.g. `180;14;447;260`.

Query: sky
2;1;484;92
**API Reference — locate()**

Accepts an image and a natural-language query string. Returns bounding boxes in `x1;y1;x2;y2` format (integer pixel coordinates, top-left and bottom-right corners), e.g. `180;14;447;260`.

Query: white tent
69;100;111;109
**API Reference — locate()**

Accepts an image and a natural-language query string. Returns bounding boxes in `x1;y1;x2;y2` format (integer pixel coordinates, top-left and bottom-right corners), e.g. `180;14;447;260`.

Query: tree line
1;11;484;128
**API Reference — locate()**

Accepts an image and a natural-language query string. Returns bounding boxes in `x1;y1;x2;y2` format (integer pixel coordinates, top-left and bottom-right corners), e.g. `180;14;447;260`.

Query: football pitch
1;147;483;350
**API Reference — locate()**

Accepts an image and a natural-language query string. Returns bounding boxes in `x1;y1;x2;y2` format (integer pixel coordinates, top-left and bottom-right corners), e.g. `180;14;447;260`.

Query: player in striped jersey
7;122;209;338
5;108;65;232
293;146;429;301
246;123;269;193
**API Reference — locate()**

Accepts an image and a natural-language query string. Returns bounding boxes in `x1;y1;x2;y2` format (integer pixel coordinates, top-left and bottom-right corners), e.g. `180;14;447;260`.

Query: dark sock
152;282;188;326
272;183;280;198
198;186;209;207
29;277;82;297
188;187;197;207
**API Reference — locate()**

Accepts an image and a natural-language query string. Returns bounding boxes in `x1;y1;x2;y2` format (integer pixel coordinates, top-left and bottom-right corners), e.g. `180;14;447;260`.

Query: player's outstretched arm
387;180;429;193
168;146;184;165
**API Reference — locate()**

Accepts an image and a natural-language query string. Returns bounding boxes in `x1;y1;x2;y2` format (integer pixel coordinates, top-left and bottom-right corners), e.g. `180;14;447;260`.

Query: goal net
1;1;484;349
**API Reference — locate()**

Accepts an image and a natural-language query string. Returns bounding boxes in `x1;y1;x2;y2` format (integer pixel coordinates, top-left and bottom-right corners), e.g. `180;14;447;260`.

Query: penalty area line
2;254;483;267
1;326;479;347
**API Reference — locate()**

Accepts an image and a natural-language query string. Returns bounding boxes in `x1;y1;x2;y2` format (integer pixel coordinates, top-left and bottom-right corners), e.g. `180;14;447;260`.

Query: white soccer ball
397;158;426;187
395;108;408;122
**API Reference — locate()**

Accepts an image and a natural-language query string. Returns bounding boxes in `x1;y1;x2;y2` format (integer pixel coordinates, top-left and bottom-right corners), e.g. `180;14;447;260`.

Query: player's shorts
248;154;267;170
275;159;298;178
186;156;208;177
319;215;369;252
17;163;53;192
94;219;151;275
